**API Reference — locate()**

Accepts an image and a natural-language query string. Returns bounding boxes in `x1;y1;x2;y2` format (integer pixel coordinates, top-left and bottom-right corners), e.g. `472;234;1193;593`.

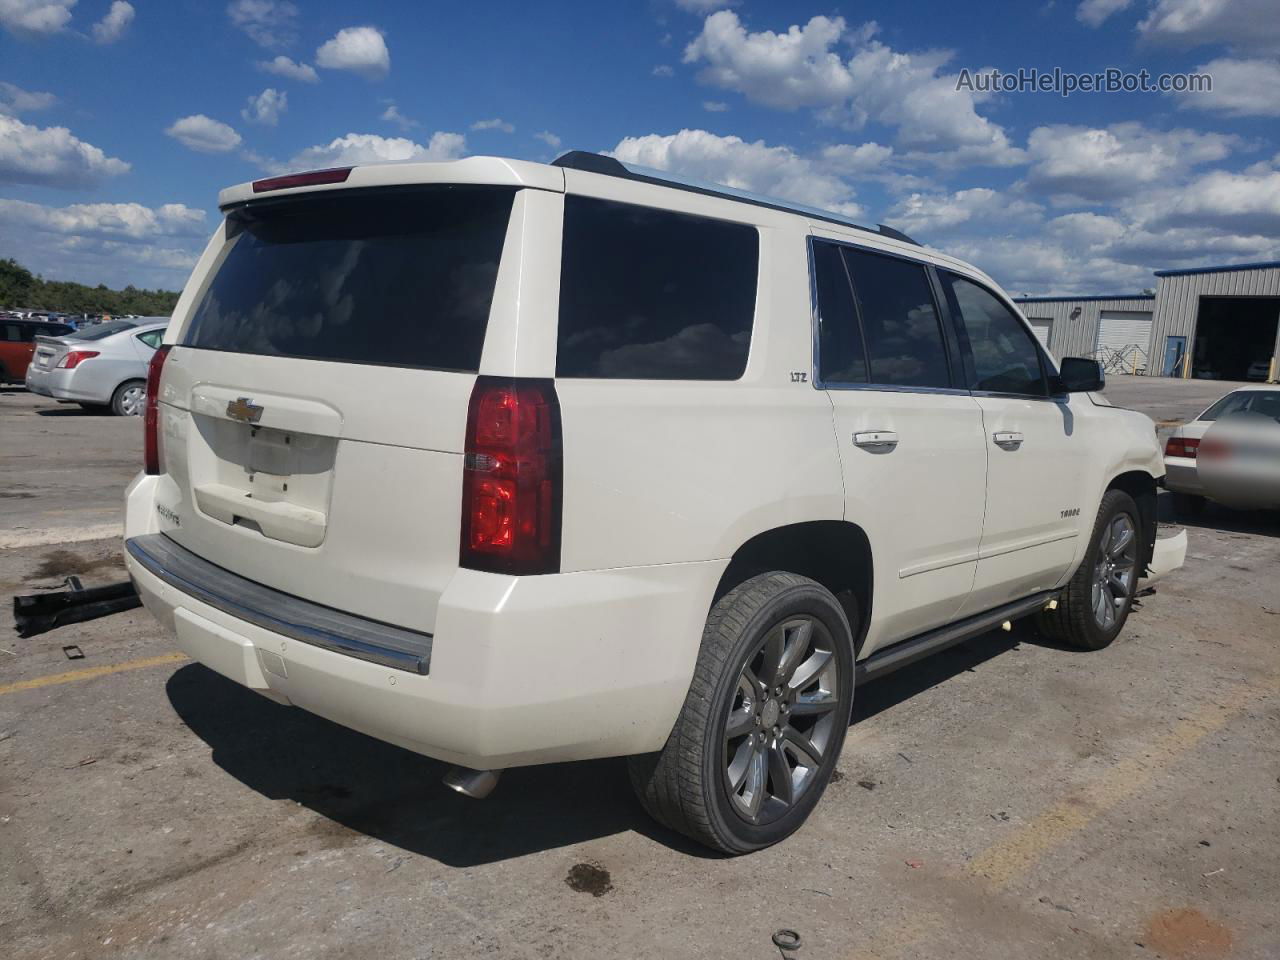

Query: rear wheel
628;572;855;854
110;379;146;417
1039;489;1142;650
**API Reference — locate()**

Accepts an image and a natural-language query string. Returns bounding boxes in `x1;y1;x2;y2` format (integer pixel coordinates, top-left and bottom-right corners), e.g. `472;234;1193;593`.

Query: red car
1;318;76;384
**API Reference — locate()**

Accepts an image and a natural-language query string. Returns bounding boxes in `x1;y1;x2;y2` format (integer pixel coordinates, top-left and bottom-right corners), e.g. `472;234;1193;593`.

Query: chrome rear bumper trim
126;533;432;675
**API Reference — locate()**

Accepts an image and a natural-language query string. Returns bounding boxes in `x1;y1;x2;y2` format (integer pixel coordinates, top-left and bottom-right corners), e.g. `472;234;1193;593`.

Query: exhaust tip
443;766;502;800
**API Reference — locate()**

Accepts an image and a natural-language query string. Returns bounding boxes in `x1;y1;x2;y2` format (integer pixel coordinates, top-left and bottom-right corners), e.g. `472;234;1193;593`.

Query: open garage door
1193;297;1280;382
1095;311;1153;375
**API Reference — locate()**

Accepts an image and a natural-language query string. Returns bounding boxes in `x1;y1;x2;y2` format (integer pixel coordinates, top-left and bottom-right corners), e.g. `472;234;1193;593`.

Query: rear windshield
1201;390;1280;422
184;187;516;371
69;321;136;340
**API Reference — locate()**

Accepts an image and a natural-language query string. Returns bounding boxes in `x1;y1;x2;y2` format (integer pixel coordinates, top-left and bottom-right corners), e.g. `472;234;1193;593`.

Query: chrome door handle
993;431;1024;447
854;431;899;449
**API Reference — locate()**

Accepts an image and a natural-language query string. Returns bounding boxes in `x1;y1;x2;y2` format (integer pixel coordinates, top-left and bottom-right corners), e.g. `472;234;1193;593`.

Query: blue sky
1;0;1278;296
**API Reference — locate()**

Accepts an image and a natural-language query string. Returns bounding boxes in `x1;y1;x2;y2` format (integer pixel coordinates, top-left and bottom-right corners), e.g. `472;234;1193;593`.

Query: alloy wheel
1091;512;1137;630
722;616;841;825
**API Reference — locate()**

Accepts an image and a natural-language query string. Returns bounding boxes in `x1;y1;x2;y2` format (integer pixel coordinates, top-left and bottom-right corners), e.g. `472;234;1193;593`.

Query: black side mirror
1058;357;1105;393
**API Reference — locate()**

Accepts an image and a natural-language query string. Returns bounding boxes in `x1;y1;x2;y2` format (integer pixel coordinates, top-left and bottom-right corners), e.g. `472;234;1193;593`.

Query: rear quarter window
556;195;758;380
184;186;516;372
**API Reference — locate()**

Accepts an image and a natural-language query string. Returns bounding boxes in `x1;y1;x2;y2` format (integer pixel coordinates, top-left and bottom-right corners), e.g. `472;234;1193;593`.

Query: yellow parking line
967;674;1280;887
0;652;188;698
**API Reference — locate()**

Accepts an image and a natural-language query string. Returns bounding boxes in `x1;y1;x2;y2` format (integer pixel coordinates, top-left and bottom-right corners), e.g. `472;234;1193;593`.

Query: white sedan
1164;385;1280;513
24;319;168;415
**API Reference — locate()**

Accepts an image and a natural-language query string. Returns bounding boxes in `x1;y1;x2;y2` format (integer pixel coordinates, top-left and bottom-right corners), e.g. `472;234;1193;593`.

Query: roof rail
552;150;919;246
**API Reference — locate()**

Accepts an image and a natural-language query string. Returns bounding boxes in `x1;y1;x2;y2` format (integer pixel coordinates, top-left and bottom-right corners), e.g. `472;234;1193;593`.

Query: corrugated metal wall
1149;267;1280;377
1012;298;1154;362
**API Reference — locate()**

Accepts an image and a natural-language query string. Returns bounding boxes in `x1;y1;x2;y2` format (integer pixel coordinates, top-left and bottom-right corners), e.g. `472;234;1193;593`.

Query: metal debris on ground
857;779;876;790
772;929;802;954
61;645;85;660
13;578;141;638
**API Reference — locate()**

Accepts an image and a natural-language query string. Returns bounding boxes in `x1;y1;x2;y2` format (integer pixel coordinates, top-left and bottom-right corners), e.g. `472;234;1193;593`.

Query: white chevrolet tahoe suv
123;152;1184;854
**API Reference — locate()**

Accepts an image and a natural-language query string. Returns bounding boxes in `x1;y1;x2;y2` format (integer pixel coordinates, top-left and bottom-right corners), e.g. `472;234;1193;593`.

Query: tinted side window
842;248;951;389
557;196;758;380
2;323;20;342
941;273;1047;396
812;241;868;383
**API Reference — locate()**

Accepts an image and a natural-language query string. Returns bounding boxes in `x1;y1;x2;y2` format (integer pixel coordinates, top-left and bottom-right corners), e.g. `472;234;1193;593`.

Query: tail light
57;350;99;369
144;345;171;475
1164;436;1200;459
252;167;352;193
460;377;562;575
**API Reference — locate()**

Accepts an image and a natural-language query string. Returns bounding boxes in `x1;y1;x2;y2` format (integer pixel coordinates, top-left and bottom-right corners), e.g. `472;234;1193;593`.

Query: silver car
25;319;168;416
1164;385;1280;513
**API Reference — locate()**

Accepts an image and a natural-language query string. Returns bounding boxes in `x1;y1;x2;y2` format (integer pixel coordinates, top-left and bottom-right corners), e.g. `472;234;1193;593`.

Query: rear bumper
1162;456;1203;496
24;365;96;402
124;473;721;770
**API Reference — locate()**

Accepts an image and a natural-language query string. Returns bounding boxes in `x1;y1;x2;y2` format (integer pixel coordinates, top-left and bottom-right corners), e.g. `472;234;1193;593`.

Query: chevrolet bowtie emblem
226;397;264;423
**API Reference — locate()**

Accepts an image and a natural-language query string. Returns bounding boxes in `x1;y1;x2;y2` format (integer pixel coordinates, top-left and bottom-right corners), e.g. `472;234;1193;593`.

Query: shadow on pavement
1157;490;1280;539
166;663;714;866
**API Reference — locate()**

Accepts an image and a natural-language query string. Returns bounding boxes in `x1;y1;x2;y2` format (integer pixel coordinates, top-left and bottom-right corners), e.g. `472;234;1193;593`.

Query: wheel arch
1105;470;1158;573
713;520;873;656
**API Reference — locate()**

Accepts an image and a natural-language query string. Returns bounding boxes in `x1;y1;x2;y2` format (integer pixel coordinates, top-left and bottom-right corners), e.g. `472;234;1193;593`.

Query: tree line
0;258;180;317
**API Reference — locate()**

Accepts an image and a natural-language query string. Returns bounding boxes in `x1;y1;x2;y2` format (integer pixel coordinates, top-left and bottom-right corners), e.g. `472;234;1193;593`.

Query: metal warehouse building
1014;260;1280;381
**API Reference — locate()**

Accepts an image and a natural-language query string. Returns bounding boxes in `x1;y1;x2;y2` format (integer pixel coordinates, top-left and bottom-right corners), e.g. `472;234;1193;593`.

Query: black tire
109;379;146;417
1172;491;1206;518
1038;489;1143;651
628;572;855;855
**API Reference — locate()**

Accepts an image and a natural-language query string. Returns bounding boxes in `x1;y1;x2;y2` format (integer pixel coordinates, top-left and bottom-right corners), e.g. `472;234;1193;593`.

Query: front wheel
1039;489;1142;650
628;572;855;854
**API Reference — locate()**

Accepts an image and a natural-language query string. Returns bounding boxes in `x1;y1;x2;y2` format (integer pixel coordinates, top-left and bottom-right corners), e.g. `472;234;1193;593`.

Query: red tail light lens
460;377;562;575
1164;436;1200;459
1198;436;1229;459
57;350;99;369
144;345;171;475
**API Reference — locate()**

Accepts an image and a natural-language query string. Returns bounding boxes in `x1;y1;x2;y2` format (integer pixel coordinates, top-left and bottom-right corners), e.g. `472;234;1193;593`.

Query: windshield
183;186;516;372
69;321;137;341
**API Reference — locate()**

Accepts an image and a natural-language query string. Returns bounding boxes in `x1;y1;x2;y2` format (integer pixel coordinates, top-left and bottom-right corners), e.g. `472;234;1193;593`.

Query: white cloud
1025;123;1238;203
888;187;1043;236
652;65;675;78
0;197;206;240
702;100;728;112
1138;167;1280;236
382;103;417;131
241;88;286;126
683;12;1022;166
282;131;467;170
91;0;132;43
258;55;318;83
611;128;863;216
0;198;206;289
1138;0;1280;54
1175;57;1280;117
819;141;893;175
227;0;297;48
0;81;56;114
316;25;390;79
534;130;562;150
0;0;74;35
674;0;738;12
165;114;242;153
471;117;514;133
1076;0;1132;27
0;114;130;188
